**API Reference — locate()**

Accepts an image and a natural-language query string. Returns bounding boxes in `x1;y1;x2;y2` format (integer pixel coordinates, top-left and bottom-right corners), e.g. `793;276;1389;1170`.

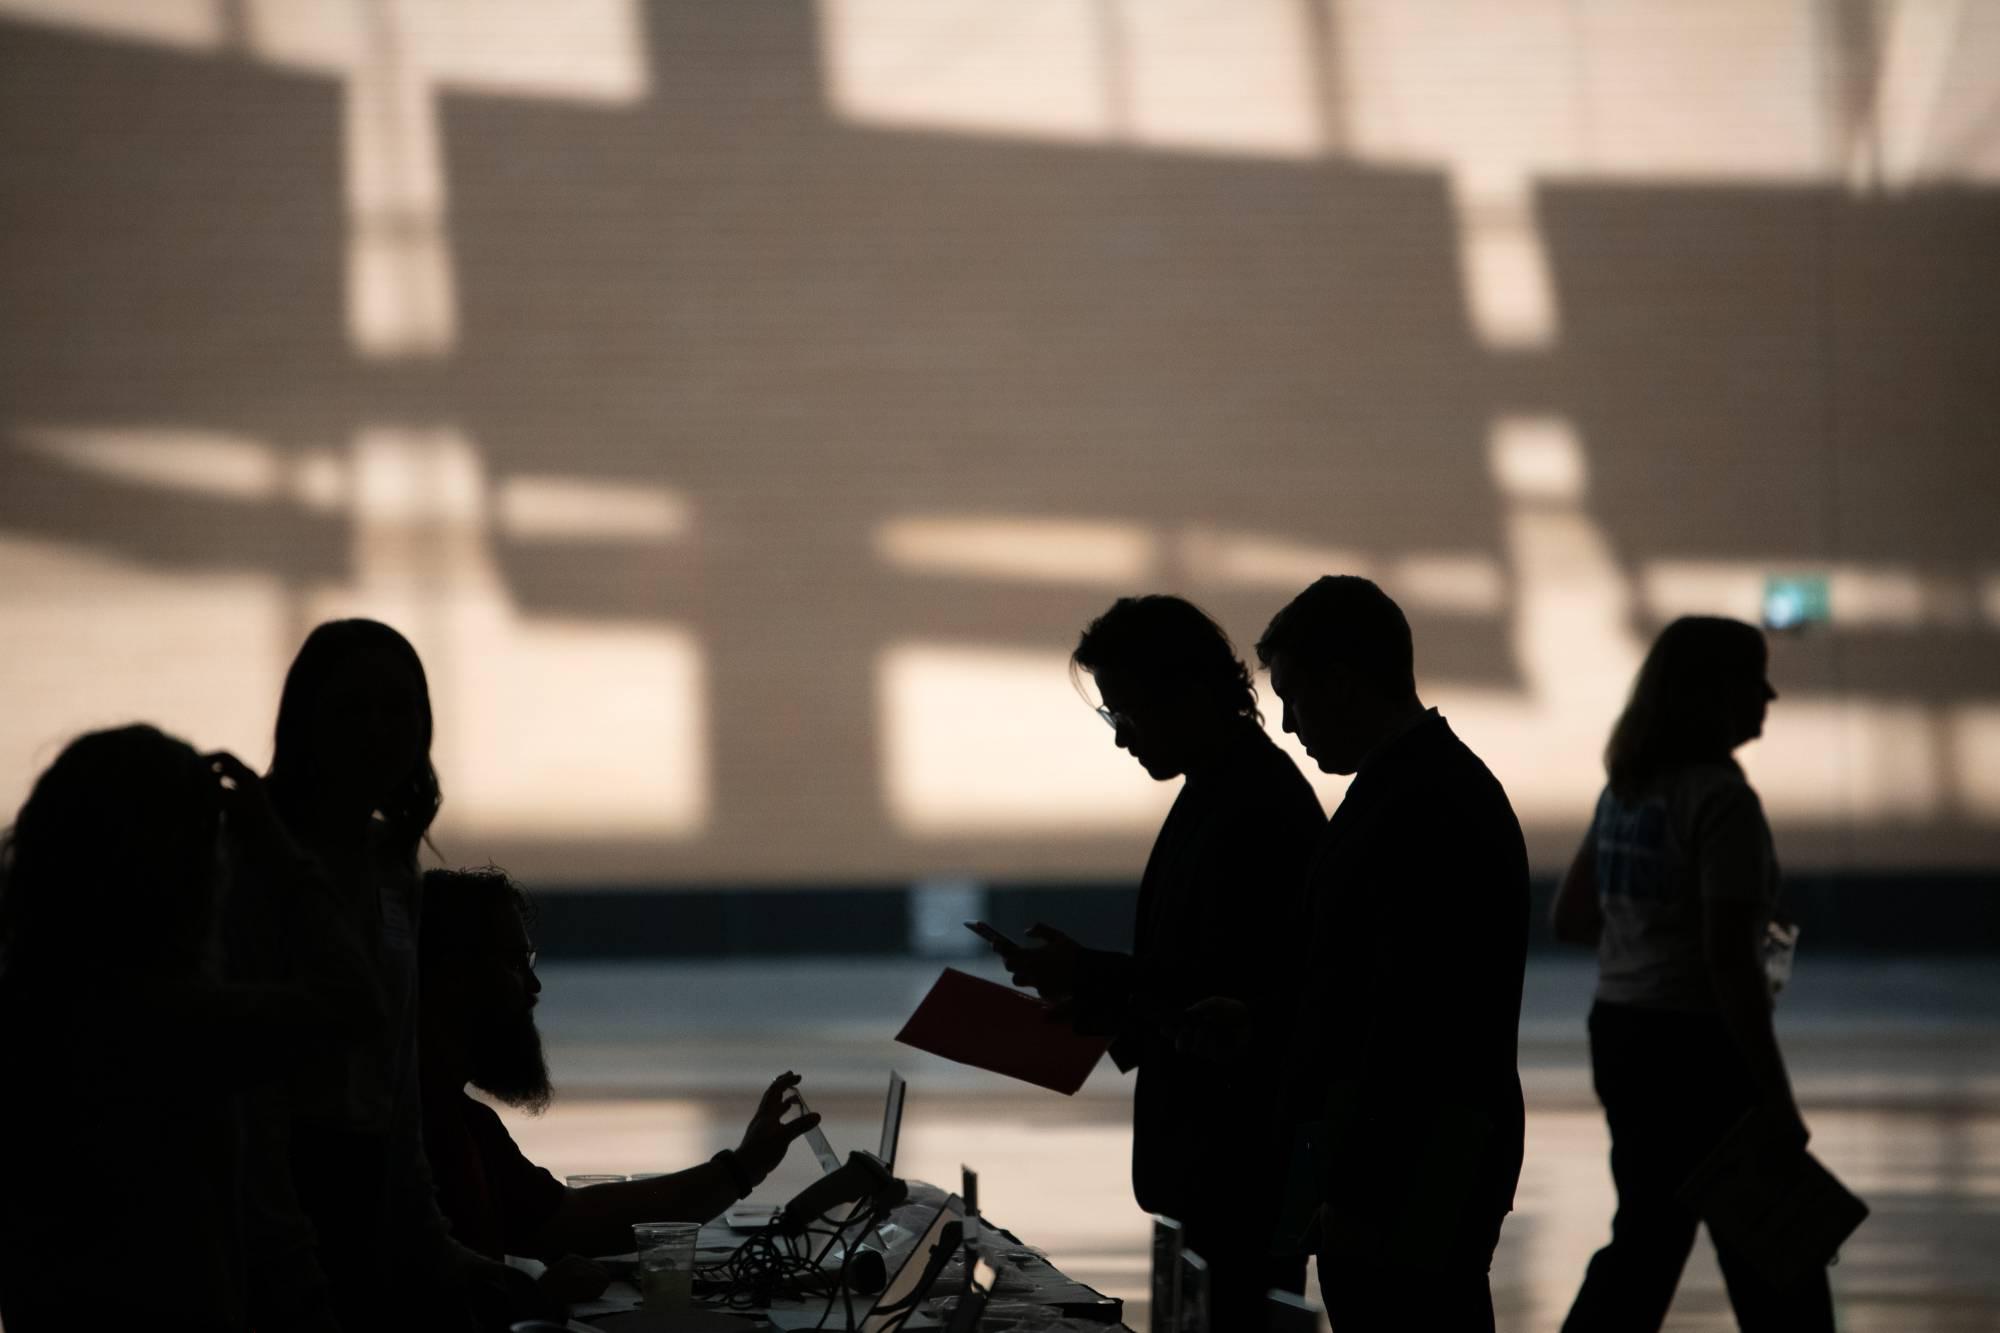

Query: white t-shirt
1591;760;1779;1013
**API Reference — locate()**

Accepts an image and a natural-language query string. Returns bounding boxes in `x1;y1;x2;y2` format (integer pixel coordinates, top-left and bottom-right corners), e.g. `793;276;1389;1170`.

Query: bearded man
417;867;816;1274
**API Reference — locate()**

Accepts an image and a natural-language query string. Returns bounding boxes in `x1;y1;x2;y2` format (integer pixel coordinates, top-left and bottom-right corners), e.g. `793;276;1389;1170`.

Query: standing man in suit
993;594;1325;1328
1257;575;1528;1331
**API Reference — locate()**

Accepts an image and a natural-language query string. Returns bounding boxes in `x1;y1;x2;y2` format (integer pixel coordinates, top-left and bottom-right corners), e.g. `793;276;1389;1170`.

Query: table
566;1181;1133;1331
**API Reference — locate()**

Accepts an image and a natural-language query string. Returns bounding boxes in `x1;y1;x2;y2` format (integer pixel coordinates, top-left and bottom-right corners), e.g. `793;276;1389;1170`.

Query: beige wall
2;0;1997;881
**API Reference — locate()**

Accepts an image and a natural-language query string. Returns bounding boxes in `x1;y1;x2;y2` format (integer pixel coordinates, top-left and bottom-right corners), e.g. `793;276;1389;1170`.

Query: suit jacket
1071;723;1325;1226
1299;711;1528;1270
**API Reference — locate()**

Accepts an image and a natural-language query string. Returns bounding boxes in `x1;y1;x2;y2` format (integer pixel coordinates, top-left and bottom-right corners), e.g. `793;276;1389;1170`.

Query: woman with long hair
259;619;543;1329
267;617;442;879
1554;616;1833;1331
0;726;377;1330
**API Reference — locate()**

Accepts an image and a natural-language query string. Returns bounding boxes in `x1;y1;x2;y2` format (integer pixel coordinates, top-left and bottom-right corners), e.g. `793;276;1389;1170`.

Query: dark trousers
1180;1212;1305;1331
1316;1254;1493;1332
1562;1001;1835;1333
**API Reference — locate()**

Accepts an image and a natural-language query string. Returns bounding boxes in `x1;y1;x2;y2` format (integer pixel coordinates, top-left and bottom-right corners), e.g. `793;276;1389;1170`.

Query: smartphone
964;921;1020;952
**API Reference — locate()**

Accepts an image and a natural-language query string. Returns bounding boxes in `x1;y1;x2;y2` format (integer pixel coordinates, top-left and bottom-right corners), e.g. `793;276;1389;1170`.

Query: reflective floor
505;955;2000;1331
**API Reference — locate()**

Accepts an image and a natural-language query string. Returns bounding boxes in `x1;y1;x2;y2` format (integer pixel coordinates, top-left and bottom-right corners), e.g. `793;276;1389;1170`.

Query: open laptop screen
878;1071;906;1171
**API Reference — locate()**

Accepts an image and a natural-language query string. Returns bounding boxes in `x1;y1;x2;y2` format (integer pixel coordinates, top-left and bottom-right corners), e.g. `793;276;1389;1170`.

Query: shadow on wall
0;2;1996;880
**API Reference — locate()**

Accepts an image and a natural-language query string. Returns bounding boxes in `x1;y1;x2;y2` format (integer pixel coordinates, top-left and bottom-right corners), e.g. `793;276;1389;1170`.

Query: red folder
895;967;1109;1095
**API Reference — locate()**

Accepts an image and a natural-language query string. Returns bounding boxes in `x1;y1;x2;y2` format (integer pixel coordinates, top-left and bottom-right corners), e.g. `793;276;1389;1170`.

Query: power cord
693;1198;895;1332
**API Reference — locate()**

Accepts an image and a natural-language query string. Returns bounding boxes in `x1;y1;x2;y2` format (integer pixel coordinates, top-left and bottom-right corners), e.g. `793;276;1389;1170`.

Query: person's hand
537;1253;611;1304
1003;923;1083;1001
1769;1096;1811;1151
205;751;304;862
734;1071;822;1184
1175;996;1253;1061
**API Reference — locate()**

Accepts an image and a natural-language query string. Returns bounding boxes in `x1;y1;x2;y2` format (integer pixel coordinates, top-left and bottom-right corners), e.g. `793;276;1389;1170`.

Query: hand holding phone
964;921;1020;954
996;922;1083;1002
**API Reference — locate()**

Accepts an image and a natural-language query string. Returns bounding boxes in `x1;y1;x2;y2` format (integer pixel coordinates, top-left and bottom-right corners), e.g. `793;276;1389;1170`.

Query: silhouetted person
996;595;1324;1328
418;865;820;1289
1553;617;1833;1331
261;619;548;1331
0;727;380;1331
1255;575;1527;1331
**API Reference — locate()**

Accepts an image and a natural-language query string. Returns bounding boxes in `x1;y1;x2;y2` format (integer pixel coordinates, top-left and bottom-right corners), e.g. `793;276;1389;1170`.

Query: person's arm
526;1073;821;1259
183;753;388;1087
1347;769;1535;1118
530;1161;744;1259
1001;926;1130;1009
1695;782;1808;1146
1703;898;1805;1144
1000;926;1146;1057
1173;796;1320;1062
1550;832;1603;946
1330;792;1527;1266
1069;945;1146;1038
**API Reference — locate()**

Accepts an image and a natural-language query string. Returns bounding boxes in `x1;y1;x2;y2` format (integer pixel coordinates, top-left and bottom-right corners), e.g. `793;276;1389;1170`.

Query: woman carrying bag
1554;616;1834;1333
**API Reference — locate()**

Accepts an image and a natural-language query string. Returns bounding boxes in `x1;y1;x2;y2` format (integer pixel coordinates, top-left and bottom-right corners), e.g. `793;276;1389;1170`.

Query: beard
468;1009;554;1115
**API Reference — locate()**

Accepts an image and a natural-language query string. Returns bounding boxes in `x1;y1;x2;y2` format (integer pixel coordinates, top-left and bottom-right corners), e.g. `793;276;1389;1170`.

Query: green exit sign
1762;574;1830;631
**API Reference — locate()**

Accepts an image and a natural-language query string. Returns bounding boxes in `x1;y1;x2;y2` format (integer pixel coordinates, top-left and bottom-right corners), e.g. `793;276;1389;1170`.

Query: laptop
879;1069;907;1168
725;1070;908;1229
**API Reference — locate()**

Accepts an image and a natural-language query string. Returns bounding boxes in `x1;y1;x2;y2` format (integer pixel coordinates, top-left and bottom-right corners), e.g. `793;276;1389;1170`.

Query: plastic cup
634;1220;700;1313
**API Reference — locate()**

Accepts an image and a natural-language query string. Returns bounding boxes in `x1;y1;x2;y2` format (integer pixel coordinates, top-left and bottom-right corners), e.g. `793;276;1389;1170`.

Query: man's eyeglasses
492;948;538;974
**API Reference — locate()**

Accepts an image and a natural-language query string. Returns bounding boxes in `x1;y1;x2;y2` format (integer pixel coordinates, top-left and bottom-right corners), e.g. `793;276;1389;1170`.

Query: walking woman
1554;616;1834;1331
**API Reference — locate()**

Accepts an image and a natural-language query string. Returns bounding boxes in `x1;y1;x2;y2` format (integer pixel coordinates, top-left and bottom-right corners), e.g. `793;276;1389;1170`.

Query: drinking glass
633;1220;701;1313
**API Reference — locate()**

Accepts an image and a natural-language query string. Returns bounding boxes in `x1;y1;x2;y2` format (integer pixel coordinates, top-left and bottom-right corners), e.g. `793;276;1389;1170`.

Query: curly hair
420;864;535;961
0;724;218;981
1072;594;1260;723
